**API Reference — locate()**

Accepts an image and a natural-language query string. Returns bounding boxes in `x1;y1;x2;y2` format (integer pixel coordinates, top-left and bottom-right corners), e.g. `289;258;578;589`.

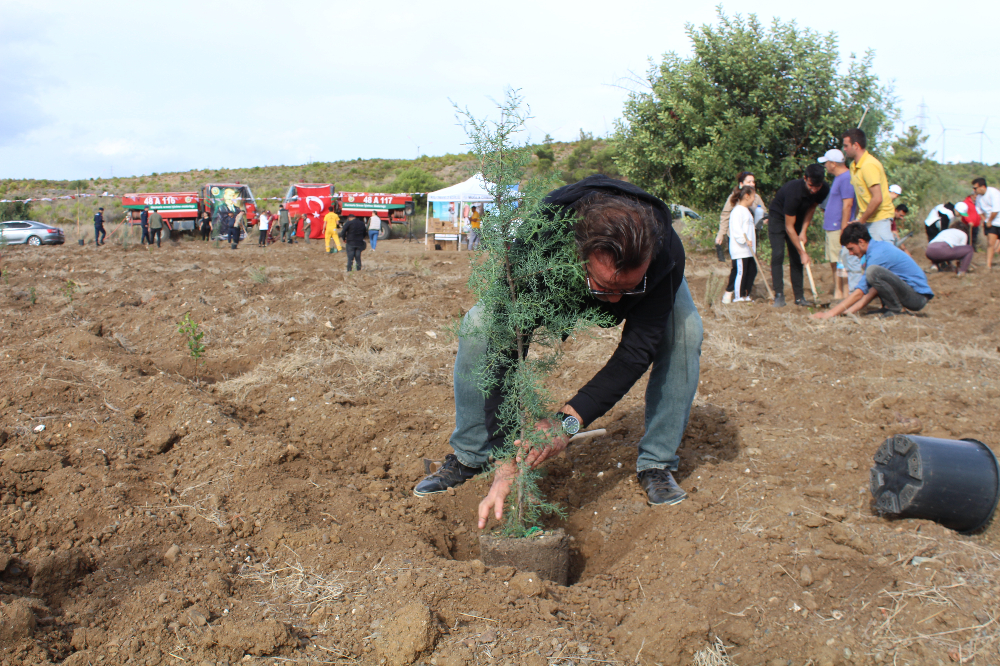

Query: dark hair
574;194;662;276
950;220;971;236
804;163;825;186
944;202;955;212
729;185;756;207
736;171;754;185
895;204;909;214
98;207;104;211
840;222;870;246
973;177;987;188
843;128;867;149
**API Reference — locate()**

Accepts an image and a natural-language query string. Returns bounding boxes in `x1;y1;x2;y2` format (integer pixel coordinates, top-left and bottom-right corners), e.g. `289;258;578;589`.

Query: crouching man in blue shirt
812;222;933;320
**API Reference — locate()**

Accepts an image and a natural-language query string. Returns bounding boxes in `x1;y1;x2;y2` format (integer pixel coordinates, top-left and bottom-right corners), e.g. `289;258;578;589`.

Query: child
722;185;758;303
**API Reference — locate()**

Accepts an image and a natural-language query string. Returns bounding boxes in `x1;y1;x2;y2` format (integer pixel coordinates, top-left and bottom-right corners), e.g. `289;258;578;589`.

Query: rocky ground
0;231;998;666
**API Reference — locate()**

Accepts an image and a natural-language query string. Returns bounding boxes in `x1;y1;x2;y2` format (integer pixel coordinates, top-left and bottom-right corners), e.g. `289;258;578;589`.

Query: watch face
562;415;581;436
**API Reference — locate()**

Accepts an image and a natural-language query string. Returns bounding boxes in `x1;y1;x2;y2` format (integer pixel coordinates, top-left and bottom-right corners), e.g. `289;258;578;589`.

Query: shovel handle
569;428;606;443
805;263;818;300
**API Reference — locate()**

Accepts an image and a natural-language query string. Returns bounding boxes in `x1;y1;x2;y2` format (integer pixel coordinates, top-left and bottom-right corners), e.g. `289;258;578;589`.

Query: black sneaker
773;294;786;308
637;469;687;506
794;297;813;307
413;454;483;497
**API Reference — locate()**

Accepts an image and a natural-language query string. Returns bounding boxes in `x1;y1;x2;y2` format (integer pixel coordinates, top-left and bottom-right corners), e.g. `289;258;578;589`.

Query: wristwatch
554;412;580;436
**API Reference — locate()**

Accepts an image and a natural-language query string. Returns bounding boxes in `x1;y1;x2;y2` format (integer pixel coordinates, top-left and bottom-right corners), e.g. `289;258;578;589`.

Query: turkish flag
296;185;332;238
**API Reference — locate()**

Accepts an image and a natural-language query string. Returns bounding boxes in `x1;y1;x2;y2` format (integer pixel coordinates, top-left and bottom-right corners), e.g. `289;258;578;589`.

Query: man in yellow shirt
467;205;482;250
842;128;896;242
324;205;342;253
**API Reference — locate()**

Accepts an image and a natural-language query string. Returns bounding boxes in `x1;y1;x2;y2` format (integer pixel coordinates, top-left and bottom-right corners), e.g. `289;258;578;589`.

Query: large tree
614;9;898;212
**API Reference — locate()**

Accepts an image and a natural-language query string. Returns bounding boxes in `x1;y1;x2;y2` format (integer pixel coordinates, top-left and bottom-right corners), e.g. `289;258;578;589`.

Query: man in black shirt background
93;207;106;246
767;164;830;307
412;176;703;512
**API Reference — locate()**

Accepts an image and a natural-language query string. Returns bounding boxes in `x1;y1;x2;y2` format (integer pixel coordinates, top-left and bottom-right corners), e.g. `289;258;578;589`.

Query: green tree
456;92;610;537
883;126;937;223
562;130;620;185
614;8;898;212
390;166;447;213
534;134;556;175
0;201;32;222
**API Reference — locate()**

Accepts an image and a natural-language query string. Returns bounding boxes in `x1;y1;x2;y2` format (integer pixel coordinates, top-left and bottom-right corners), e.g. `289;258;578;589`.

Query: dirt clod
163;544;180;563
374;602;438;666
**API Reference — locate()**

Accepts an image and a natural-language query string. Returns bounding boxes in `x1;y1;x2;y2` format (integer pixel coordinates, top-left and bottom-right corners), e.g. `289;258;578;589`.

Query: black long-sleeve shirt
483;175;686;447
338;216;368;248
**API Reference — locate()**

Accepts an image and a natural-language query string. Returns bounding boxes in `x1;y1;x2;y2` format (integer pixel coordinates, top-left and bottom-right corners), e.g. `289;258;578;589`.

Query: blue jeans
448;278;703;472
369;230;379;250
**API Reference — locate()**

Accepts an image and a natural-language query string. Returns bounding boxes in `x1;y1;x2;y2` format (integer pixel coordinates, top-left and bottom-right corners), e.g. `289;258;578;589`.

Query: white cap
818;149;845;164
955;201;969;216
889;184;903;195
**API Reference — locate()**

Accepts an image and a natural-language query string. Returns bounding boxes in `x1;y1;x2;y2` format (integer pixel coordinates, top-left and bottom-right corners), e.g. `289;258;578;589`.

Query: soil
1;234;999;666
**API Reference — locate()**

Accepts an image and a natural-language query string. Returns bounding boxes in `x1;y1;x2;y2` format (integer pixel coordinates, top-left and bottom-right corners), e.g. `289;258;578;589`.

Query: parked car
670;205;702;223
0;220;65;246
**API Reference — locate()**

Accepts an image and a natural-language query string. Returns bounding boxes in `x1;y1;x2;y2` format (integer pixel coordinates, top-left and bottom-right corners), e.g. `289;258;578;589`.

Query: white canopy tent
425;174;495;250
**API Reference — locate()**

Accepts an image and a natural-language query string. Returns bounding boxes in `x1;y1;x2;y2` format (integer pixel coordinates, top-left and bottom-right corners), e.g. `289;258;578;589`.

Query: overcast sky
2;0;998;181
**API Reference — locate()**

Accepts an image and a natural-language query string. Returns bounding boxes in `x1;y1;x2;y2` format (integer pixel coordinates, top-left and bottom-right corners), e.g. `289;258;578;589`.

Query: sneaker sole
412;487;449;497
647;493;687;506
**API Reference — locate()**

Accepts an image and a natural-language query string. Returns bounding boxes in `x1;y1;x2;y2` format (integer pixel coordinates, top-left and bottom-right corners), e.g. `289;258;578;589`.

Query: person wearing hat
887;184;903;239
819;149;856;299
93;207;106;246
139;206;151;245
925;205;973;275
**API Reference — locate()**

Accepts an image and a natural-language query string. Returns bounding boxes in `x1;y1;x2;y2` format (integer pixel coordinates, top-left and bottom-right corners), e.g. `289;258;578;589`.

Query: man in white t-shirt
973;177;1000;269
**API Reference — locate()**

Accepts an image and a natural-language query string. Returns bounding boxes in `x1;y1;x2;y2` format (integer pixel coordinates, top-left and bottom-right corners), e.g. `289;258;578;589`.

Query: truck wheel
379;221;391;240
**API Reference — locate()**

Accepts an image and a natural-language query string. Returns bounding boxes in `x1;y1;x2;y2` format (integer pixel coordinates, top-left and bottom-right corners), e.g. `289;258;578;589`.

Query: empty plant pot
479;528;570;585
870;435;1000;534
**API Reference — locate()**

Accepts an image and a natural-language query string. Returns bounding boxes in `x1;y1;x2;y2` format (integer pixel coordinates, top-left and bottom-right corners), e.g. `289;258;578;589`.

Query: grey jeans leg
868;219;894;242
637;279;703;472
449;305;493;468
865;265;927;312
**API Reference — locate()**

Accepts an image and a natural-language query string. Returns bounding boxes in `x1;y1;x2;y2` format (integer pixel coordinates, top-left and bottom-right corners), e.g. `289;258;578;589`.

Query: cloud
0;6;55;145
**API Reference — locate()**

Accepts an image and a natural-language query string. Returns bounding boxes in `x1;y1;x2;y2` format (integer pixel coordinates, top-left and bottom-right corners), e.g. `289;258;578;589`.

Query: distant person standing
973;177;1000;269
276;205;288;242
258;210;270;246
301;214;311;243
338;213;367;272
139;206;151;245
842;128;896;242
324;205;342;254
149;208;164;248
888;184;903;239
715;172;766;257
199;211;212;241
230;208;246;249
93;207;106;246
368;214;381;250
467;205;482;250
767;164;830;307
818;149;855;299
721;185;758;303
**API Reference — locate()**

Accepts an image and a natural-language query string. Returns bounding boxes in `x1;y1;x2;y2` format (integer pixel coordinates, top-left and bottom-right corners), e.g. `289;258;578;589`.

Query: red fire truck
122;183;258;235
283;183;413;240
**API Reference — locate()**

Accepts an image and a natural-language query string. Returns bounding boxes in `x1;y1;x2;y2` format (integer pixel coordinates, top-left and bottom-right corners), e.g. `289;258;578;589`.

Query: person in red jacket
962;194;983;250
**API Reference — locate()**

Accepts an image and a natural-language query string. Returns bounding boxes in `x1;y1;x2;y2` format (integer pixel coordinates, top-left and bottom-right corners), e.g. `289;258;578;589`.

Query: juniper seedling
62;279;78;302
29;286;36;305
456;91;610;538
177;312;206;383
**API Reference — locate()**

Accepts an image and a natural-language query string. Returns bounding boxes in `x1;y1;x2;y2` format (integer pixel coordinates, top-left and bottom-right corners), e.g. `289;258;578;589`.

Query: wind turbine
937;117;957;164
968;118;993;164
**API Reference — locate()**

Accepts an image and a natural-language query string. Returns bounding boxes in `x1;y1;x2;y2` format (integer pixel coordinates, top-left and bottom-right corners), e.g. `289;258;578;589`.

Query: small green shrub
248;266;269;284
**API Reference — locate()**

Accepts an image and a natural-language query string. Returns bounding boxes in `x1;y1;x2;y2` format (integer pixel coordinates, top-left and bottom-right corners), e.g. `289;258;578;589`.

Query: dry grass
239;556;348;619
879;339;1000;369
215;336;425;401
693;637;736;666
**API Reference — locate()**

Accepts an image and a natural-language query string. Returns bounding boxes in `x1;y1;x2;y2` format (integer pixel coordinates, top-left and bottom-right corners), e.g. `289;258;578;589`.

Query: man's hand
715;231;725;246
800;250;811;266
515;419;570;469
478;461;517;529
810;310;833;320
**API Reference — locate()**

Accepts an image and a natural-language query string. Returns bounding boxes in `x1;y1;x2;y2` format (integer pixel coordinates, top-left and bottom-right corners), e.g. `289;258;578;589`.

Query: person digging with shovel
413;175;703;517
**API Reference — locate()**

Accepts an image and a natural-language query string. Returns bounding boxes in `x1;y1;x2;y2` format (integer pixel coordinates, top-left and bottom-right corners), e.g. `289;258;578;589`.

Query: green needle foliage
177;312;206;360
455;91;611;538
62;279;78;302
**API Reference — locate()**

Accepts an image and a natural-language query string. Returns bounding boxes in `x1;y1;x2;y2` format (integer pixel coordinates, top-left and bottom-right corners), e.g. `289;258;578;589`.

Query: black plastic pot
78;239;84;246
870;435;1000;534
715;243;726;262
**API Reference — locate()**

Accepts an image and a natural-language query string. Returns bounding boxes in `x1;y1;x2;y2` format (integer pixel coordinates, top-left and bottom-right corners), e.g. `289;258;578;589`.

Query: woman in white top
925;207;973;276
257;211;270;246
722;186;758;303
368;213;382;250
